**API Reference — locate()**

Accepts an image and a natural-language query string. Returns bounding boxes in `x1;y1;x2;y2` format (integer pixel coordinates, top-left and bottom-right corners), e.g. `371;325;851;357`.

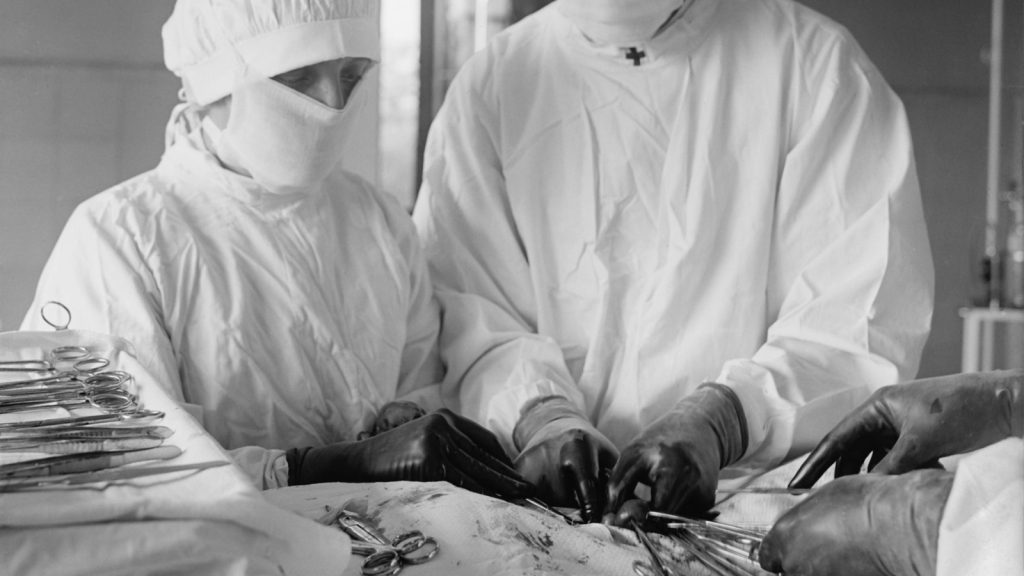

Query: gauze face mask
213;71;365;194
557;0;687;46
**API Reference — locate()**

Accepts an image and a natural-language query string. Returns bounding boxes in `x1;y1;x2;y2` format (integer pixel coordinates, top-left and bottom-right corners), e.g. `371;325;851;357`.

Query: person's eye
339;71;363;86
272;70;313;91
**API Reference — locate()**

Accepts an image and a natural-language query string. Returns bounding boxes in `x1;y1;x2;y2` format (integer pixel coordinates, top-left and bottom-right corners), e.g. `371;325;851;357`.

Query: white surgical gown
23;113;443;487
413;0;933;469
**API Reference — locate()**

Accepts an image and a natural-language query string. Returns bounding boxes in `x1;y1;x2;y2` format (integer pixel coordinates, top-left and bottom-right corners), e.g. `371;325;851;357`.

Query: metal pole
474;0;491;52
417;0;445;193
986;0;1005;308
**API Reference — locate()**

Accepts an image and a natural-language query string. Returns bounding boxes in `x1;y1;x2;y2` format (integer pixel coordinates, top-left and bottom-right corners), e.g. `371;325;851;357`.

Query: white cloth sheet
267;481;657;576
0;329;350;576
937;438;1023;576
265;460;818;576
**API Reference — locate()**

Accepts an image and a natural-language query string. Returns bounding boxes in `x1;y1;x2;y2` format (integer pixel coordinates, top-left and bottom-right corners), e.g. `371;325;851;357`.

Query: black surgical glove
759;470;954;576
604;384;747;523
790;370;1024;489
287;409;533;498
513;396;619;522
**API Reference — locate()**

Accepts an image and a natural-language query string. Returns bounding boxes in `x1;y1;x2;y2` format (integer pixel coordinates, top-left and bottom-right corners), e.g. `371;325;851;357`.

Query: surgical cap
162;0;379;105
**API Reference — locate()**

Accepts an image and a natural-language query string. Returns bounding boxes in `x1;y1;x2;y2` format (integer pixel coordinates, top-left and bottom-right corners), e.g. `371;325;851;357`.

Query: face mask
557;0;686;45
213;73;365;194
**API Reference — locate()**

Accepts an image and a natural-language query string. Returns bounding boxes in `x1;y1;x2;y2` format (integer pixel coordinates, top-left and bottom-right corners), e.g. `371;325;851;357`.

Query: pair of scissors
317;505;440;576
0;353;112;390
0;368;136;415
0;346;99;375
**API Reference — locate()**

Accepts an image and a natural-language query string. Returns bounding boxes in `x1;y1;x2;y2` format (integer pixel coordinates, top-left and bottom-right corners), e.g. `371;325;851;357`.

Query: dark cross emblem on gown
625;46;646;65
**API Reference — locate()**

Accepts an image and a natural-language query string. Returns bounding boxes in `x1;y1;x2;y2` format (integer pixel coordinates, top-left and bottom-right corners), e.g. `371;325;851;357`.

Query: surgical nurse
22;0;529;496
413;0;933;521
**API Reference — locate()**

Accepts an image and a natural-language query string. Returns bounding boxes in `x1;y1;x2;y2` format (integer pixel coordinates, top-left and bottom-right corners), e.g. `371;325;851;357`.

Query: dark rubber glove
513;396;619;522
759;469;954;576
790;370;1024;489
287;408;533;498
604;384;747;523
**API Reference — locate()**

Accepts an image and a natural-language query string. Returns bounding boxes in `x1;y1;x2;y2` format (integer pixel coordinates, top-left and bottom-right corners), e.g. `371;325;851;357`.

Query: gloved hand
287;408;533;498
513;396;619;522
790;370;1024;489
604;384;747;523
759;470;954;576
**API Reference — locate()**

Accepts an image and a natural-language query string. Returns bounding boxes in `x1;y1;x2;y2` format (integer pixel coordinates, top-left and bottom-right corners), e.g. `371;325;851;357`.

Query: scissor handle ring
73;357;110;373
52;346;89;361
397;536;439;565
361;550;402;576
632;560;658;576
40;301;72;331
84;372;127;393
91;391;136;412
391;531;424;549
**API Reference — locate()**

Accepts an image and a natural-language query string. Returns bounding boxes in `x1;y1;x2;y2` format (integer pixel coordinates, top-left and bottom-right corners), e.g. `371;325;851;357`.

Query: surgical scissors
0;367;137;415
317;505;440;576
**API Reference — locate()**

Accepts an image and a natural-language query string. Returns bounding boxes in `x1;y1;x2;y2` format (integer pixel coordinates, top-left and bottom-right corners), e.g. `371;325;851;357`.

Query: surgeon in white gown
413;0;934;521
22;0;529;497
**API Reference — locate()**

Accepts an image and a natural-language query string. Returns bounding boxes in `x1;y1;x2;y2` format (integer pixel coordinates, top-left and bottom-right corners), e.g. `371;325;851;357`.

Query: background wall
800;0;1023;376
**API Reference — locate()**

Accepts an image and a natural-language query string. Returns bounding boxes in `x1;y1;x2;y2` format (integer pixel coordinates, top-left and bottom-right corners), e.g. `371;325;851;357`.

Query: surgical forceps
0;409;165;430
317;504;440;576
0;367;136;415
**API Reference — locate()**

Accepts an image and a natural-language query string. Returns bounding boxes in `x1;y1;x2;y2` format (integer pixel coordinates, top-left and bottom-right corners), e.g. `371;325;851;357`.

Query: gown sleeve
716;31;934;469
21;193;289;489
378;191;446;412
413;68;584;453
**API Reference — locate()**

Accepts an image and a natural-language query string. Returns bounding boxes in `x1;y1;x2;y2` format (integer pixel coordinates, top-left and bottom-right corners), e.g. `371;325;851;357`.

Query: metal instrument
0;410;165;430
40;300;72;331
631;520;675;576
0;359;54;373
0;357;139;416
317;504;440;576
0;460;230;492
0;445;182;478
646;511;775;576
715;487;810;495
521;497;580;525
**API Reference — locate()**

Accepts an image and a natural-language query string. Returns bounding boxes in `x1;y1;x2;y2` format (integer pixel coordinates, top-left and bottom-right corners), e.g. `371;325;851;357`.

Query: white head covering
556;0;686;46
162;0;379;106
